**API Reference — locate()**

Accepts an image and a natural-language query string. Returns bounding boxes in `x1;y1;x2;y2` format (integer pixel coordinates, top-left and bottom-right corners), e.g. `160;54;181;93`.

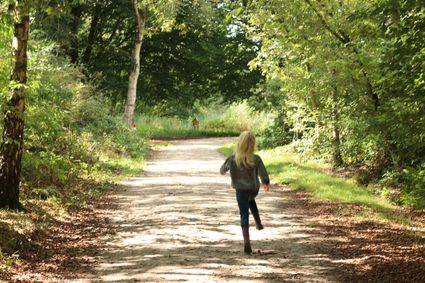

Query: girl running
220;131;270;254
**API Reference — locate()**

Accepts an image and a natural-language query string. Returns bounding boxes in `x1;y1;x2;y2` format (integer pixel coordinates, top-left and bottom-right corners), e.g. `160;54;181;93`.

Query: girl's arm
220;156;232;175
258;156;270;191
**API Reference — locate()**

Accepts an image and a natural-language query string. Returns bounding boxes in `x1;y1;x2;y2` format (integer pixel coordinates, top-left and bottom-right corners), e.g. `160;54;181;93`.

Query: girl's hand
262;184;270;192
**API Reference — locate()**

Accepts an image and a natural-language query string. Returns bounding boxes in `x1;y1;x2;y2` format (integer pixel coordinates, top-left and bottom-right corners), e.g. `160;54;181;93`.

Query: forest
0;0;424;282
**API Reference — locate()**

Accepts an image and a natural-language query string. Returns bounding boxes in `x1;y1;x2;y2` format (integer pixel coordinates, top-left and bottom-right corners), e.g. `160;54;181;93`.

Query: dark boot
252;211;264;230
241;226;252;254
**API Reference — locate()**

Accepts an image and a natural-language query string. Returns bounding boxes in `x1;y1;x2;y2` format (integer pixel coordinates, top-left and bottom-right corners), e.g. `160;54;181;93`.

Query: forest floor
2;137;425;282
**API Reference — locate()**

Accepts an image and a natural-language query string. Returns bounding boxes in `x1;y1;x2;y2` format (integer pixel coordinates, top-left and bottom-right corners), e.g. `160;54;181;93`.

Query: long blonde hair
235;131;256;169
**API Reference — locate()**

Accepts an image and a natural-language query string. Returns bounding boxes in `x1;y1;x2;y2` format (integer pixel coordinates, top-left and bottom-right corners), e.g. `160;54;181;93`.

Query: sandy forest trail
76;137;336;282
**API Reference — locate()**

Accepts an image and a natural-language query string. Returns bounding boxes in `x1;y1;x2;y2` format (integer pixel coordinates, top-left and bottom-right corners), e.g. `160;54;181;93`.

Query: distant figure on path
192;117;199;129
220;131;270;254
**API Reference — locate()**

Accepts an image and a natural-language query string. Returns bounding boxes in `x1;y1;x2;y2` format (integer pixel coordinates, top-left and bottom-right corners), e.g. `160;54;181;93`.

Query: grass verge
0;133;149;277
135;115;240;139
220;143;407;223
139;126;239;139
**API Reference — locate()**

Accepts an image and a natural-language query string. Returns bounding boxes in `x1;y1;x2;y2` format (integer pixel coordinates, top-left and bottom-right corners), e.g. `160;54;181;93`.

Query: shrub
198;100;274;133
381;168;425;209
0;40;149;205
257;115;292;149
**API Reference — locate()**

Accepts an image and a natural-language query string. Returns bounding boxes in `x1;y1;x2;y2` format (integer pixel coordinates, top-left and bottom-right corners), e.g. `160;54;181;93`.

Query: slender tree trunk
69;4;83;64
0;1;30;210
82;3;101;64
123;1;146;126
331;85;343;167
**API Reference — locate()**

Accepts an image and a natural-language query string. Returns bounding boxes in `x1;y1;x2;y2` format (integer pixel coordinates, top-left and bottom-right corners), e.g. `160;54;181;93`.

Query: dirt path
76;138;336;282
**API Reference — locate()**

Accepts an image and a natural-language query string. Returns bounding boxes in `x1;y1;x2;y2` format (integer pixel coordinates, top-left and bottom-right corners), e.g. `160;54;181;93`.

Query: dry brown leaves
1;186;424;282
283;188;425;283
0;191;116;283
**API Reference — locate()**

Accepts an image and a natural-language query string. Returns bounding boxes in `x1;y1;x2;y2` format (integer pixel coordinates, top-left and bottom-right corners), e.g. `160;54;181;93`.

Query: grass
135;113;244;139
219;143;235;157
94;156;145;179
220;143;406;223
0;249;16;267
139;126;239;139
0;126;150;270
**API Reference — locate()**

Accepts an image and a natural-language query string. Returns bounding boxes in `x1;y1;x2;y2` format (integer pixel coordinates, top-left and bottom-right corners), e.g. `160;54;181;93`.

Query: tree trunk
331;85;343;167
123;1;146;126
69;4;83;64
0;1;30;210
82;3;102;64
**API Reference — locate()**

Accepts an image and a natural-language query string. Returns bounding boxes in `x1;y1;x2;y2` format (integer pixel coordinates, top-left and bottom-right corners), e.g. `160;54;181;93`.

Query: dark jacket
220;154;270;192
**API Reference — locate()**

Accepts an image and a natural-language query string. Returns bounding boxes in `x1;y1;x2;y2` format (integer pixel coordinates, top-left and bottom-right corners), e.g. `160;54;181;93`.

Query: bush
257;115;292;149
0;40;149;205
198;100;274;133
134;100;273;138
381;168;425;209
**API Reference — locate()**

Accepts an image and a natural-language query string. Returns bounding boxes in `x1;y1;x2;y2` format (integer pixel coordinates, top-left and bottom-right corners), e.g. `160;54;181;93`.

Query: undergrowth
0;41;150;271
219;143;408;224
135;100;274;139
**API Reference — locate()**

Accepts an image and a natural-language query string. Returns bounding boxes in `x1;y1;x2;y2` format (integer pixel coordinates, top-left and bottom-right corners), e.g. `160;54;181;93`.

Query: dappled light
77;138;335;282
1;0;424;281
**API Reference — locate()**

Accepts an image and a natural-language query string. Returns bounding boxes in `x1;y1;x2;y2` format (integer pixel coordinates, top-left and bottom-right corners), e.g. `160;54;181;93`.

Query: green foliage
31;0;263;111
2;0;422;213
105;125;150;158
257;113;293;149
218;142;234;157
136;0;195;34
136;100;273;138
229;0;425;206
132;9;262;112
381;167;425;209
221;142;406;223
0;37;149;206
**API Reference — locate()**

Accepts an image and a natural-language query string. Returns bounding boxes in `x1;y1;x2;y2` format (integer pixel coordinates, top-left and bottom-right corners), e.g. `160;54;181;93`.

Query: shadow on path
75;138;337;282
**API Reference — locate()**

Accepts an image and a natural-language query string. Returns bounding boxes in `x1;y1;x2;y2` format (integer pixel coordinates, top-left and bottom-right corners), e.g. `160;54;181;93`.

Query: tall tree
123;0;146;126
123;0;230;123
0;0;30;210
123;0;181;125
31;1;261;115
237;0;425;175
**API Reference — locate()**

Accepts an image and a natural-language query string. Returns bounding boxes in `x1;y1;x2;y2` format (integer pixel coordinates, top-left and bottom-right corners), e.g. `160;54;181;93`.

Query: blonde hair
235;131;256;169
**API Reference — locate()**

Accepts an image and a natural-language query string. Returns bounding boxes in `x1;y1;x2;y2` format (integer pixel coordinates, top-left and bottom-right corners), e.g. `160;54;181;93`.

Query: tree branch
304;0;380;110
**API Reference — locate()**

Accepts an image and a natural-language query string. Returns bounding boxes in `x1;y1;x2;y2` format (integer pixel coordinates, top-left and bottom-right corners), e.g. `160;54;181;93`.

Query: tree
123;0;146;126
30;0;262;117
136;4;263;116
0;0;30;210
236;0;424;183
123;0;184;125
